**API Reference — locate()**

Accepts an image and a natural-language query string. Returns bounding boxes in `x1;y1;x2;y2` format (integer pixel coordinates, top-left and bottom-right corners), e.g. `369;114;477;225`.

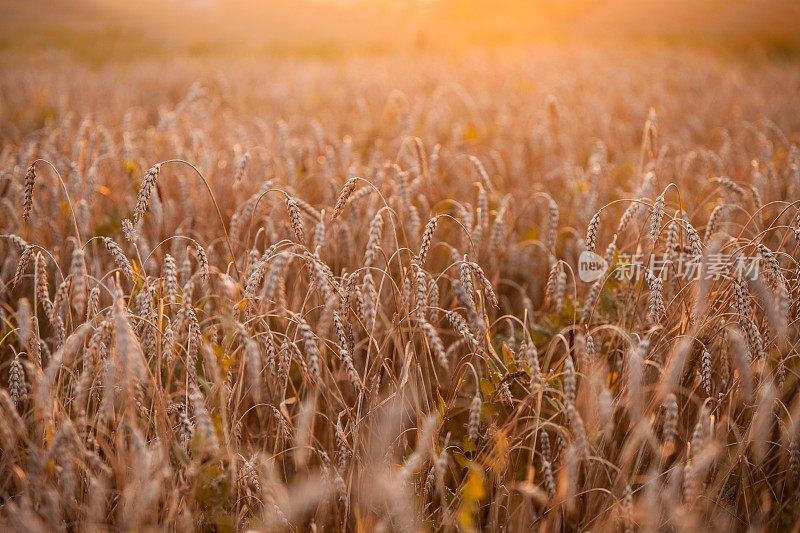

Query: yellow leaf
215;515;234;533
608;369;621;388
522;226;540;241
213;342;225;359
452;450;471;468
463;465;486;502
131;260;142;289
436;389;447;417
44;423;53;445
463;124;478;141
458;465;486;531
354;508;365;533
479;377;495;397
483;402;499;417
462;437;477;453
124;160;139;175
496;332;511;350
458;506;475;530
501;343;516;369
220;353;236;373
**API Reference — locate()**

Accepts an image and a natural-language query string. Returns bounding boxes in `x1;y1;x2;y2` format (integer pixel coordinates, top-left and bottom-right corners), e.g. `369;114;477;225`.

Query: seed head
22;163;36;222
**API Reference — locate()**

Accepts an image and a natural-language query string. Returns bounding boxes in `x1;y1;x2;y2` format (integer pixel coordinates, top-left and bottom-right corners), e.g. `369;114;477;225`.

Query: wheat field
2;26;800;533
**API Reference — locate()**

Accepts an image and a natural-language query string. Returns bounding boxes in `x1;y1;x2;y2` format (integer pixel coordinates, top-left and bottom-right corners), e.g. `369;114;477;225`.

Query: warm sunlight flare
1;0;800;531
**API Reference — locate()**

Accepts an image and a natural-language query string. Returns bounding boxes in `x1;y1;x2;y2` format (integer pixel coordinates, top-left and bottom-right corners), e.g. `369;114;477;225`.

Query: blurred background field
1;0;800;64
